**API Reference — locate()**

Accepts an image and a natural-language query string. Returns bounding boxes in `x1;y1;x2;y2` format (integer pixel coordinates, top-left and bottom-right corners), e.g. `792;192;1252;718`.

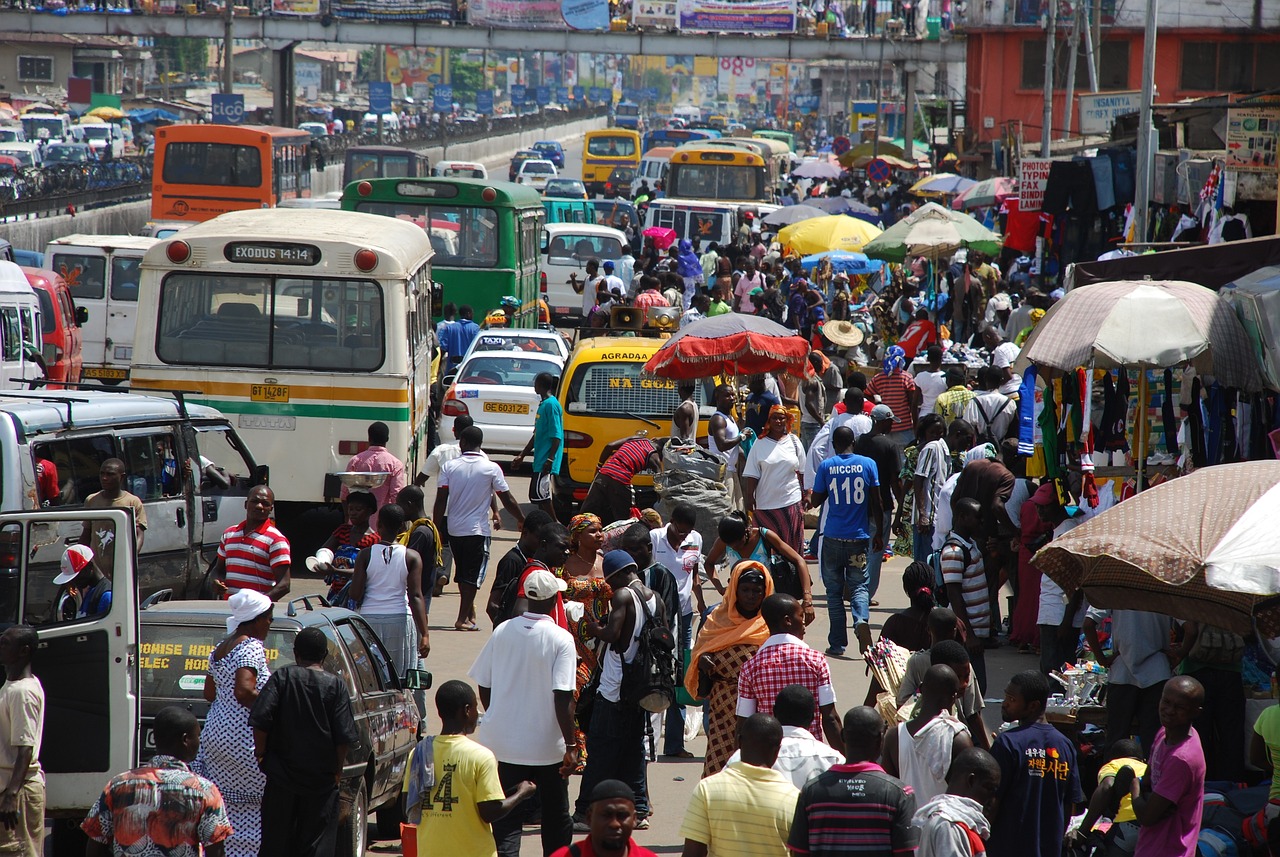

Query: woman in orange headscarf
685;560;774;776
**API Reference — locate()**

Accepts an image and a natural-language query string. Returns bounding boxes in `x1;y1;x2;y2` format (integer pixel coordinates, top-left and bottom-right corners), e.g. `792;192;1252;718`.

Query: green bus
340;177;545;326
753;129;796;152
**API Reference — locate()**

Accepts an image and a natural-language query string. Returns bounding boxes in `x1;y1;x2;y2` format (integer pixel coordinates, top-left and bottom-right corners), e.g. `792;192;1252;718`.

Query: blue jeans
663;612;693;755
865;512;890;600
913;525;934;564
820;536;870;651
576;696;649;818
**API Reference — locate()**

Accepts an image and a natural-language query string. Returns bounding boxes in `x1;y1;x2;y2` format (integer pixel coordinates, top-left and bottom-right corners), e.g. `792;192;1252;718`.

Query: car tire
340;780;369;857
374;793;406;841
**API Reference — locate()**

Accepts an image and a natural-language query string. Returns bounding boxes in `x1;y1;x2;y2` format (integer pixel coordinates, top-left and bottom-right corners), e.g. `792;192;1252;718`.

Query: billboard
1078;91;1140;136
1225;105;1280;173
1019;158;1053;211
632;0;676;26
333;0;452;19
676;0;795;33
469;0;607;28
384;47;442;86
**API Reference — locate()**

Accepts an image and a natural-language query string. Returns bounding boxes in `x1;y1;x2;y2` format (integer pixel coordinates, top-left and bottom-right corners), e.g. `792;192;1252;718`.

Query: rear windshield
457;354;560;387
139;623;295;700
524;162;554;175
547;233;624;262
566;361;712;418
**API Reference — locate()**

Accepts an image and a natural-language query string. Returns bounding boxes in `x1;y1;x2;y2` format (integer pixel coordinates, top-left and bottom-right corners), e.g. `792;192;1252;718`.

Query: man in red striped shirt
211;485;292;600
581;437;662;526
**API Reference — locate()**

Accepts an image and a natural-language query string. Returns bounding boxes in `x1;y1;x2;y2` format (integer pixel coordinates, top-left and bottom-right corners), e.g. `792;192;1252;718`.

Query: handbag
576;667;601;732
762;522;804;599
675;647;696;707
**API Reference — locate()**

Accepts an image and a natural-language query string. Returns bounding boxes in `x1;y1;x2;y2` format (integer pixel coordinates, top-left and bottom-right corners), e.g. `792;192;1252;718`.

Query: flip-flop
454;622;479;632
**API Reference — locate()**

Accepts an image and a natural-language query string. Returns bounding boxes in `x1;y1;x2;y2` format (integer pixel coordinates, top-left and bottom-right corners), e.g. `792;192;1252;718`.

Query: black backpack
971;394;1009;446
619;582;677;713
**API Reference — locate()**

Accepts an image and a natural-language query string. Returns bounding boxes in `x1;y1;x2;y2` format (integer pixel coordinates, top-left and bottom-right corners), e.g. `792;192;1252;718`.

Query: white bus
128;209;437;537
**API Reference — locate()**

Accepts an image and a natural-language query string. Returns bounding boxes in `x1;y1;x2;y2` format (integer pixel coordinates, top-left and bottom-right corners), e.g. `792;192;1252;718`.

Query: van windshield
566;361;712;418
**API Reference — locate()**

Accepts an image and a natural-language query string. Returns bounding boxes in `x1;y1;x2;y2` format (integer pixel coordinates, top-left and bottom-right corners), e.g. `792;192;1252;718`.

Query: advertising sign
368;82;393;114
556;86;569;104
295;62;322;90
384;47;443;87
476;91;494;114
332;0;451;20
469;0;606;27
511;84;527;105
1078;91;1140;135
632;0;676;26
573;85;584;101
676;0;795;33
433;85;453;111
535;86;551;106
1225;105;1280;173
272;0;318;15
560;0;610;28
589;87;604;102
211;93;245;126
1018;158;1053;211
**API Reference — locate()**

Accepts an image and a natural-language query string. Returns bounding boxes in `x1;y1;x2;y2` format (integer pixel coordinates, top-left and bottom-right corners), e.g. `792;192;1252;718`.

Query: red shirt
599;439;657;484
550;839;659;857
897;319;939;361
218;519;291;595
865;370;917;433
736;635;836;740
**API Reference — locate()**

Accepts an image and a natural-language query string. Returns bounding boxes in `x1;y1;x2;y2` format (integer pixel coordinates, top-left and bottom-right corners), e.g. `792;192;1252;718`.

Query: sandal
454;621;479;631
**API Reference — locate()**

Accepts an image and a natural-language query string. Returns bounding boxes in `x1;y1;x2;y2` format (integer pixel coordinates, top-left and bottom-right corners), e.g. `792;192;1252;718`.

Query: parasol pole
1141;368;1152;493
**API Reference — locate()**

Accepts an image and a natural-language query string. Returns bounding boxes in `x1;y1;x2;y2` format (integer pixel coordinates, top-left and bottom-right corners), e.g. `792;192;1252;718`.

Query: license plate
483;401;529;414
251;384;290;402
83;366;128;380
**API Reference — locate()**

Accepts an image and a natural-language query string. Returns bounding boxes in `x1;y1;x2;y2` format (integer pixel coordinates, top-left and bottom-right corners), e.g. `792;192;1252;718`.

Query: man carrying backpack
961;367;1018;446
573;550;671;831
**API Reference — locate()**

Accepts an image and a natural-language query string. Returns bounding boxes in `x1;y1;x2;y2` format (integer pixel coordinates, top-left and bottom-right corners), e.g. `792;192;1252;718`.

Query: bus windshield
588;136;637;158
156;273;385;371
353;202;498;267
162;142;262;187
566;362;711;417
668;164;762;201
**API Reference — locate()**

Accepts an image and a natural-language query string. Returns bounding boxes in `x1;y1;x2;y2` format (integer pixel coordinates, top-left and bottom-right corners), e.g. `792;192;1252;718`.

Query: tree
154;37;208;77
449;58;484;96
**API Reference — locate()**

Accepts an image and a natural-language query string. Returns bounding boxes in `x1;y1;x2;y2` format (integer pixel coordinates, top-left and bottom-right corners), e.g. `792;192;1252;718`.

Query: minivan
21;268;85;389
45;235;159;384
541;223;634;322
0;260;45;391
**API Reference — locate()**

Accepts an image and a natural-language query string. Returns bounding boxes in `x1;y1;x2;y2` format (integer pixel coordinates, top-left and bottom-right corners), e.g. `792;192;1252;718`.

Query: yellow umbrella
777;215;883;255
86;106;125;120
77;114;106;124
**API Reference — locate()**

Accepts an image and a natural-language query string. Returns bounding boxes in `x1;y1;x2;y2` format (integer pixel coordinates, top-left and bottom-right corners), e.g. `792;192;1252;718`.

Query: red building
966;24;1280;144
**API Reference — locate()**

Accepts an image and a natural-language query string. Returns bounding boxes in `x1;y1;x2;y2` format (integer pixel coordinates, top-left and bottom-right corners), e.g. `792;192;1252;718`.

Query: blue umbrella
799;250;883;277
810;196;884;225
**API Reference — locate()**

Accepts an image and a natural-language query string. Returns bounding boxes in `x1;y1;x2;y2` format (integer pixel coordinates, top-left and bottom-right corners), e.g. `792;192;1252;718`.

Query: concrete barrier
4;113;607;252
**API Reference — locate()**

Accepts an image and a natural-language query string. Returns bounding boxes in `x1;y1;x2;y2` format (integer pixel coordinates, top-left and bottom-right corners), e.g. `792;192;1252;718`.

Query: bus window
111;257;142;302
548;234;624;263
588;136;637;158
162;142;262;187
52;254;106;301
155;273;384;372
382;155;412;178
348;154;381;182
354;202;498;268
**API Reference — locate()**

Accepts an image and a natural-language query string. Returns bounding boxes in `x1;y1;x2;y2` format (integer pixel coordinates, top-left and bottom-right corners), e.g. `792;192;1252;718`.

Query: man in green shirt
513;371;564;517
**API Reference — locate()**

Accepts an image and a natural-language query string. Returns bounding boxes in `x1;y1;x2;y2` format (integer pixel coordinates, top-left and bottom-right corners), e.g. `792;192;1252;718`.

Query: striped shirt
218;519;291;595
598;439;657;485
788;762;917;855
865;371;917;433
941;532;989;637
682;762;799;857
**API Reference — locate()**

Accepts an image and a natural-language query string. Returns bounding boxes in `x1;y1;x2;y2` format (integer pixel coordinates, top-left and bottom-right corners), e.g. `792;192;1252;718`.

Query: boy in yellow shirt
404;680;536;857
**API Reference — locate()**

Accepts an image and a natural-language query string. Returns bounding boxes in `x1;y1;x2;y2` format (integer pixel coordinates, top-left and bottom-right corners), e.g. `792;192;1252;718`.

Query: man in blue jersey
810;425;882;657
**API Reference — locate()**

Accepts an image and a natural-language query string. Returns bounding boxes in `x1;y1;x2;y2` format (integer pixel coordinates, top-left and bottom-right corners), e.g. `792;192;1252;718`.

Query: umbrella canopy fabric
792;160;844;180
86;106;125;120
952;176;1016;210
1035;462;1280;634
762;205;827;228
862;202;1002;263
809;196;881;220
642;313;811;379
642;226;676;250
777;215;882;256
1016;279;1263;391
837;139;905;168
77;115;106;125
799;250;883;277
909;173;977;197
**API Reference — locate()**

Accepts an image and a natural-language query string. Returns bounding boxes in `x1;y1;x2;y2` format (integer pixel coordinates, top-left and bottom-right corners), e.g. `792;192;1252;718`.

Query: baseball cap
55;544;93;585
870;403;896;422
523;567;568;600
602;260;615;271
602;549;638;580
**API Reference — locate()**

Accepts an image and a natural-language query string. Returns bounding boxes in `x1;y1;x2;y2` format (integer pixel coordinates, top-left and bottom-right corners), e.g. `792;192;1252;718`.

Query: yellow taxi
554;331;717;519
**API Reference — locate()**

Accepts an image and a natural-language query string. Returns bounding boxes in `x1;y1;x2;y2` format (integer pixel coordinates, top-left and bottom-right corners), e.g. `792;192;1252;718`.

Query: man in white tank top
881;664;972;805
671;382;700;444
573;550;663;829
707;383;743;505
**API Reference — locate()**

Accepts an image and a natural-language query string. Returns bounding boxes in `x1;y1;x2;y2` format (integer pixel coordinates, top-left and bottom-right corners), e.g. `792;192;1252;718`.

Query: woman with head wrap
866;344;922;445
195;590;273;857
675;239;703;310
1014;307;1046;346
685;561;773;776
743;405;810;573
556;513;611;770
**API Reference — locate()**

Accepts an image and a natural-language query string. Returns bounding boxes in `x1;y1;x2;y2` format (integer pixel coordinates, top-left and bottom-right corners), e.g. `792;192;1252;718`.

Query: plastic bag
655;468;733;551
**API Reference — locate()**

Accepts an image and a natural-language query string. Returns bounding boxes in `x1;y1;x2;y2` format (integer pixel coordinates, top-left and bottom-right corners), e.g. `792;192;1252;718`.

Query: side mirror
253;464;270;486
431;281;443;306
75;306;88;326
403;668;433;690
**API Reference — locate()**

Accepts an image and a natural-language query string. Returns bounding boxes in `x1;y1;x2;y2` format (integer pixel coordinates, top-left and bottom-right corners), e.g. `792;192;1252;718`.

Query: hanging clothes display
1097;371;1130;452
1041;161;1074;215
1162;369;1179;455
1091;157;1116;212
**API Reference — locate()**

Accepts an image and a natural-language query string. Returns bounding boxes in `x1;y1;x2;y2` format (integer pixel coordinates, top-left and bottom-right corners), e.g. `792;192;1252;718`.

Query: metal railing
0;156;151;219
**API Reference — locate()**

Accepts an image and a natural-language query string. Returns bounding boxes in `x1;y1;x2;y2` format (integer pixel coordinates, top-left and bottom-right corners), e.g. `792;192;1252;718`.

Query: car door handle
176;507;185;528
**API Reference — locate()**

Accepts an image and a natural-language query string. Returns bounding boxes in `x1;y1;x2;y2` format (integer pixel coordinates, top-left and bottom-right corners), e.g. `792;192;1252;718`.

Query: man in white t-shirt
914;344;948;420
601;260;626;297
962;366;1019;444
434;426;526;632
471;562;577;857
982;326;1022;396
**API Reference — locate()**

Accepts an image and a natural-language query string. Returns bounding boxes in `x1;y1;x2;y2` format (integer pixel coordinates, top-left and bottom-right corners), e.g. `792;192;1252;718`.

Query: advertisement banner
468;0;606;28
368;82;392;114
295;62;322;90
272;0;318;14
333;0;451;20
717;57;756;100
433;85;453;111
1225;106;1280;173
211;93;245;126
677;0;795;33
476;91;494;114
1018;158;1053;211
632;0;676;26
535;86;551;106
1078;91;1140;135
384;47;442;87
556;86;569;104
511;84;527;105
588;87;604;102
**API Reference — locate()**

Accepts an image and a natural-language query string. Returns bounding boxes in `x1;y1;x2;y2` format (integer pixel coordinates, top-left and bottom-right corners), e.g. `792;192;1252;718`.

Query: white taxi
441;349;566;454
461;328;572;363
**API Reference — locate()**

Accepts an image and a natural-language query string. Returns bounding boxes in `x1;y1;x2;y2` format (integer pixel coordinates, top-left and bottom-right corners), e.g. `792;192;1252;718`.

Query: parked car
43;143;93;165
138;596;425;856
22;267;85;388
515;159;557;190
532;140;566;168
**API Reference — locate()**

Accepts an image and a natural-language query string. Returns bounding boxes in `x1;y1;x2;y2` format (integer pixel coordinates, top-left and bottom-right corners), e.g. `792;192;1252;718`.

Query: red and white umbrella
642;313;811;380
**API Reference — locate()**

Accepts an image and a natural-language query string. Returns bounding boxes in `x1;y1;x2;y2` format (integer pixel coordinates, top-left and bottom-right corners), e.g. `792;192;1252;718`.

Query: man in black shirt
853;404;901;609
250;626;360;857
486;509;553;627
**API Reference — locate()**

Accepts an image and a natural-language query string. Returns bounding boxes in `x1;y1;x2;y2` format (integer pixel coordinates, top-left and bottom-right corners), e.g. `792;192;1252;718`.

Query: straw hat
822;320;865;347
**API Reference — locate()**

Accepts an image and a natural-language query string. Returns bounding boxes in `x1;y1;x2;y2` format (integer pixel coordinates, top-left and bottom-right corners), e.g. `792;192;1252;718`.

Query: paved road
284;464;1039;857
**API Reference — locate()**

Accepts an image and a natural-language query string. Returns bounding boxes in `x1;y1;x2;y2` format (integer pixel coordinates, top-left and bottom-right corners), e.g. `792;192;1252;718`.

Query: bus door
0;508;139;815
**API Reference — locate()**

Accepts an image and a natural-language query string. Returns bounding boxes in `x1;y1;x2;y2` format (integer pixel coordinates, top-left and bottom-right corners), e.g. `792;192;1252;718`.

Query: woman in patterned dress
684;560;774;777
559;513;610;770
195;590;273;857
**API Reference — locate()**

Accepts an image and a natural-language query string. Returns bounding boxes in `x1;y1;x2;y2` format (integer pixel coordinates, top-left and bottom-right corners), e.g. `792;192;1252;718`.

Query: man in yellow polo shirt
680;713;799;857
404;680;535;857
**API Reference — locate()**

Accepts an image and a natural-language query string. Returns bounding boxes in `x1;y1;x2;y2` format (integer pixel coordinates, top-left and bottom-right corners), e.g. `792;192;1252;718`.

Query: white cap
55;544;93;585
523;568;568;600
